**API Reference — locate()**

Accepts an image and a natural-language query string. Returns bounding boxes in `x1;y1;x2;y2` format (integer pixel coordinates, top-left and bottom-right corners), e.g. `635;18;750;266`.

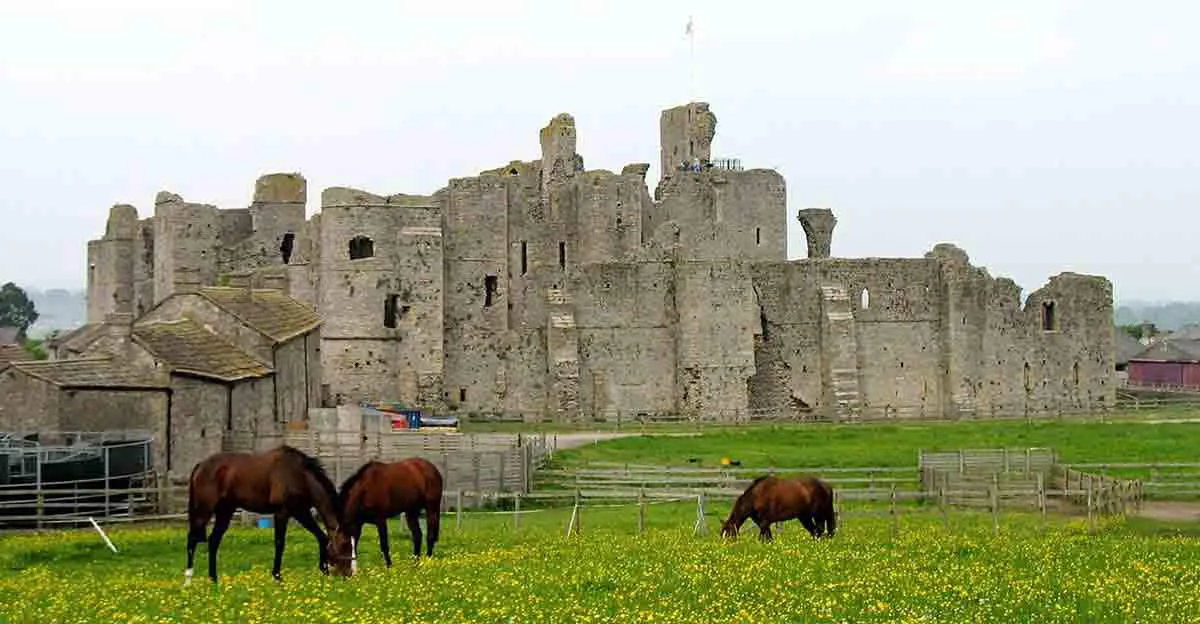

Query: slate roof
5;357;167;389
1114;330;1146;365
196;287;321;343
47;322;107;353
0;344;33;365
1129;339;1200;363
133;319;273;382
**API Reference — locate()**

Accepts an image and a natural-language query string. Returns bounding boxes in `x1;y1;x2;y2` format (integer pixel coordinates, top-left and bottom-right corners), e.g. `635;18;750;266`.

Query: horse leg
798;514;819;539
425;502;440;557
377;519;393;568
184;510;210;586
271;511;290;582
207;508;233;584
292;510;330;575
404;510;422;559
757;520;774;543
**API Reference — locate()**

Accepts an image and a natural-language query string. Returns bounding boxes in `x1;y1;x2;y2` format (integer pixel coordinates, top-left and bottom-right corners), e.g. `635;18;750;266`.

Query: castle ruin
75;102;1117;421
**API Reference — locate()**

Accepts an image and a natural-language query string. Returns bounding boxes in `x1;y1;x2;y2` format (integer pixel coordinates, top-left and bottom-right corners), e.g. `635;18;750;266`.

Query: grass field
457;402;1200;434
548;419;1200;469
2;503;1199;623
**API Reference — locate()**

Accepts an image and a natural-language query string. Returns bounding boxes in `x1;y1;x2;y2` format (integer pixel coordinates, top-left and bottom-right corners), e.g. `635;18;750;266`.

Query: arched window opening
484;274;498;307
860;288;870;310
349;235;375;260
280;232;295;264
1041;301;1057;331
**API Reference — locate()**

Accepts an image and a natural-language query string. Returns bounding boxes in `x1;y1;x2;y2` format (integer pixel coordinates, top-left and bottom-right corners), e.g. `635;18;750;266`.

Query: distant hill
21;286;86;337
1115;301;1200;332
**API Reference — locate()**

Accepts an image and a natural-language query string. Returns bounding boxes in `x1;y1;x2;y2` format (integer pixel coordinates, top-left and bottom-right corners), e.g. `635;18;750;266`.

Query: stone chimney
103;313;135;353
796;208;837;259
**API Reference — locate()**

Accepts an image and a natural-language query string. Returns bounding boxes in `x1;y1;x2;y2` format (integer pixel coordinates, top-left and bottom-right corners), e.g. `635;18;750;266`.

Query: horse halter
326;535;357;573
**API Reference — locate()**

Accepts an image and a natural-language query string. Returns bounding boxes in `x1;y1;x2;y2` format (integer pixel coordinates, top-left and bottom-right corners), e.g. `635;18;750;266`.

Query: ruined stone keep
77;102;1117;421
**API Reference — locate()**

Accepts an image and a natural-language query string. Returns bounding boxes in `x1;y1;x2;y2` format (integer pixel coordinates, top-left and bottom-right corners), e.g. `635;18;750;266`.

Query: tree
21;337;47;360
1117;322;1157;341
0;282;39;339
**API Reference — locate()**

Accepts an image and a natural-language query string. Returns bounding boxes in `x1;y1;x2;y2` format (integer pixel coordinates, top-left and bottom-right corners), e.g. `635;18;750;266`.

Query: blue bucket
256;517;273;529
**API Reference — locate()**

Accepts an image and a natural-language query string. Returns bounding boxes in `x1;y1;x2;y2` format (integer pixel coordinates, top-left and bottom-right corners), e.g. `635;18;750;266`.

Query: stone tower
658;102;717;183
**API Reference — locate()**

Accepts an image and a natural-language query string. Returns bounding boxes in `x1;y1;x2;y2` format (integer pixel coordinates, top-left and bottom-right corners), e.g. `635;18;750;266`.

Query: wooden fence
2;477;1133;538
221;429;552;501
535;463;921;499
918;448;1143;524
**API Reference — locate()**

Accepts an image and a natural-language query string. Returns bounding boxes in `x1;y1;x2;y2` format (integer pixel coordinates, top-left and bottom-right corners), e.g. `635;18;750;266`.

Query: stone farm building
54;101;1115;426
0;287;320;475
0;326;32;367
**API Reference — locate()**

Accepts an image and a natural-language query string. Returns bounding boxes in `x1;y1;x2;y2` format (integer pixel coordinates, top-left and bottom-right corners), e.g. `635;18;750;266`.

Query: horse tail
423;459;443;554
822;480;837;536
185;461;209;540
186;462;202;516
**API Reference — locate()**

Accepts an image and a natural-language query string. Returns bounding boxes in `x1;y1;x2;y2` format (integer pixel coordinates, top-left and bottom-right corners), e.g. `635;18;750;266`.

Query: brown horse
329;457;444;575
720;475;836;541
184;445;350;584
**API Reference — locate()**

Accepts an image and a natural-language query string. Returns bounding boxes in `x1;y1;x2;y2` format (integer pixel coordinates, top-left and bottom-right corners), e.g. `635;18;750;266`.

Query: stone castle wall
79;102;1118;420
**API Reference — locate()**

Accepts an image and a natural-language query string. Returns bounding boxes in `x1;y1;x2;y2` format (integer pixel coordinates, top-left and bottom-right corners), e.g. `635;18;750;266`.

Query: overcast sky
1;0;1197;302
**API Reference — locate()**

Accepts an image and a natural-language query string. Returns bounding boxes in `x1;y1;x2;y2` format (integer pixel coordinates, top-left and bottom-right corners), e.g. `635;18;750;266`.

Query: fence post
103;445;112;519
694;493;708;536
472;455;482;509
1086;478;1094;535
1037;471;1046;528
638;487;648;535
566;489;581;537
513;493;521;530
455;490;463;531
889;484;898;539
35;449;44;530
498;452;507;493
990;473;999;537
938;484;949;532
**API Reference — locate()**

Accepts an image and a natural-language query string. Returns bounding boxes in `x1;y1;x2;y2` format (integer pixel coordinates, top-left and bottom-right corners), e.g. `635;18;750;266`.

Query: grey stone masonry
77;102;1118;421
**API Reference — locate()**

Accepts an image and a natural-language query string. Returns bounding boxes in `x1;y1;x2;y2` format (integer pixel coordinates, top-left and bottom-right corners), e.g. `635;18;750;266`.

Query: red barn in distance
1126;325;1200;390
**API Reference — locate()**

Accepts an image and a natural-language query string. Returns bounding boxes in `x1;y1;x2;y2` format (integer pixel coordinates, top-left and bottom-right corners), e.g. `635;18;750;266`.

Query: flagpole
687;15;695;103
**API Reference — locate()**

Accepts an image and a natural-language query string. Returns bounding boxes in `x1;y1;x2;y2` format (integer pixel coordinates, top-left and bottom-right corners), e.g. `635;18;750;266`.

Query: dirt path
546;432;638;450
1133;501;1200;522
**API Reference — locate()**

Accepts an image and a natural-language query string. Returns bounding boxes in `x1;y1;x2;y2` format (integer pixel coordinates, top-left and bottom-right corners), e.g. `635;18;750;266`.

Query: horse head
326;529;356;577
720;516;741;539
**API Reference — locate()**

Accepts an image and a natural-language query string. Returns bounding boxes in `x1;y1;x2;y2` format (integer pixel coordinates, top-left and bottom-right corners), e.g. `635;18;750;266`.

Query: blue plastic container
257;517;273;529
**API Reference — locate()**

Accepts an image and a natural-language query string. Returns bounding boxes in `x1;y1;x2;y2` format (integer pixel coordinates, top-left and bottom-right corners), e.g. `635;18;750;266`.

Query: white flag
685;16;693;37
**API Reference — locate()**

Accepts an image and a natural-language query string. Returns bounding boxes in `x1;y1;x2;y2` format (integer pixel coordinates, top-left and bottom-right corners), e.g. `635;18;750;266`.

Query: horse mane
747;475;771;489
338;460;380;507
279;445;338;503
731;475;773;512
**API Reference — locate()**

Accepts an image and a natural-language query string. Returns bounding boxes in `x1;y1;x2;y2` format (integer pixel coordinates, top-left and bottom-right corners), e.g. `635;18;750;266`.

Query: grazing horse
720;475;836;541
184;445;350;584
329;457;444;575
